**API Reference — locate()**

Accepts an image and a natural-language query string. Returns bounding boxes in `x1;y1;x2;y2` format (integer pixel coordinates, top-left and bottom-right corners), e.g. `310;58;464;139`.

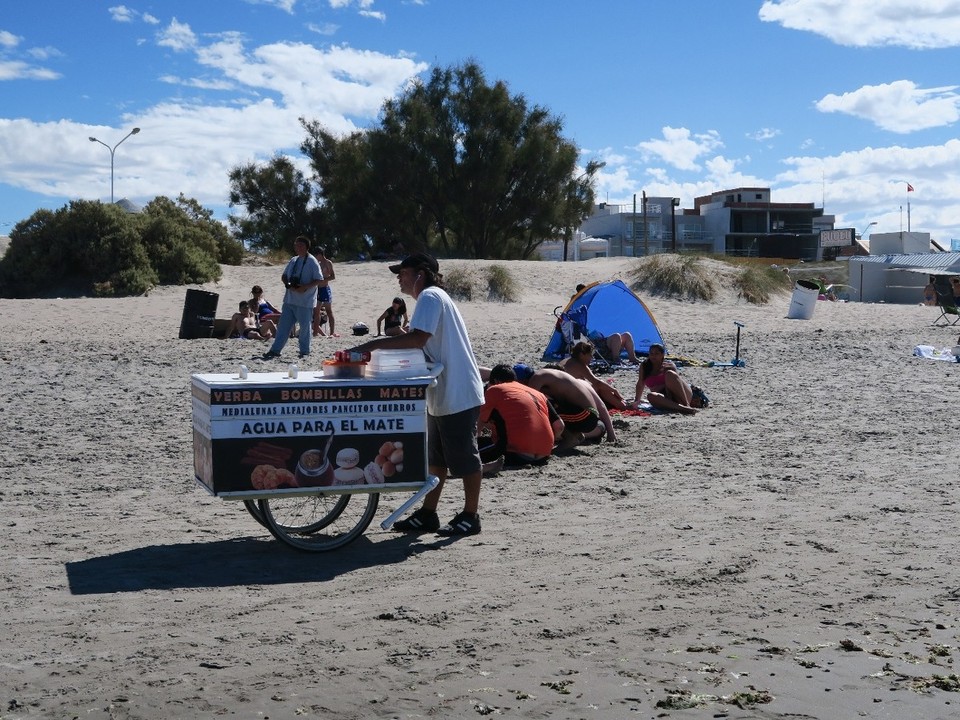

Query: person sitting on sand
225;301;274;341
559;341;628;410
377;297;409;336
478;364;564;470
513;364;616;449
250;285;281;325
632;342;705;414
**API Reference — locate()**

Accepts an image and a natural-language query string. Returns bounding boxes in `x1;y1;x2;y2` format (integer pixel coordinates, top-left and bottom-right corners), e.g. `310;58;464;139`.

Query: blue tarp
542;279;666;360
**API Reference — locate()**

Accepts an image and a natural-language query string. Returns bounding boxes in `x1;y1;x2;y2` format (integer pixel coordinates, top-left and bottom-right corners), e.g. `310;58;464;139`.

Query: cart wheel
258;493;379;551
246;496;348;534
243;500;267;528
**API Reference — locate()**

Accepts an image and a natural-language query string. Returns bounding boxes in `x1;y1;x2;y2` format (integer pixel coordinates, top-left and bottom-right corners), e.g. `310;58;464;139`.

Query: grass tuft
629;254;718;301
443;266;474;301
734;264;793;304
486;264;519;302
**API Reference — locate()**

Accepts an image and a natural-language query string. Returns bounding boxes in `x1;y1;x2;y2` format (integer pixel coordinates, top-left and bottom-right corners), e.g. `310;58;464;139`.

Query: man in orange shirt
479;364;564;467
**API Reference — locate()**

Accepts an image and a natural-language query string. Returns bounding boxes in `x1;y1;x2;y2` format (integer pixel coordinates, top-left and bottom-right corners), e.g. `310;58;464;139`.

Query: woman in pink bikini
631;343;707;414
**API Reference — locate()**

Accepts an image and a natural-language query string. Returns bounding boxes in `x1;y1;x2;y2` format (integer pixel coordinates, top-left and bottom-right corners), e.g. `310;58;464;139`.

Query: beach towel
610;405;656;417
912;345;959;362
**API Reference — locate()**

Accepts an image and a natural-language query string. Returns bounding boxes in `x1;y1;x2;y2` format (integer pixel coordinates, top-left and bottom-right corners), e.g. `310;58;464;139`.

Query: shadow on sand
65;532;452;595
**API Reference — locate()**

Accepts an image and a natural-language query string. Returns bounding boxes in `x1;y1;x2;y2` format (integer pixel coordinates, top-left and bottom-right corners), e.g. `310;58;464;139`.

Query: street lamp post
89;127;141;204
858;221;877;240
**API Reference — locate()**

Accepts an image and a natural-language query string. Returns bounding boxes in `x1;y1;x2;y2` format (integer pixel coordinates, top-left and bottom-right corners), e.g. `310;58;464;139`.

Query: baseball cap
513;363;534;382
389;252;439;274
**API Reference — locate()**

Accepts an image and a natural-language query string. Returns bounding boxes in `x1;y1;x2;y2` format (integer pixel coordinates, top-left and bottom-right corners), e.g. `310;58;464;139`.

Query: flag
907;183;914;192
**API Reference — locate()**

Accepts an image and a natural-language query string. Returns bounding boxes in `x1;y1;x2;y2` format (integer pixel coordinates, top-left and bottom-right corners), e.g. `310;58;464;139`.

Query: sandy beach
2;256;960;719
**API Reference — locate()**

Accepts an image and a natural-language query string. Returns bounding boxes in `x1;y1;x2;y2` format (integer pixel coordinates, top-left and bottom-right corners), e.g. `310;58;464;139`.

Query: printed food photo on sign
206;434;424;493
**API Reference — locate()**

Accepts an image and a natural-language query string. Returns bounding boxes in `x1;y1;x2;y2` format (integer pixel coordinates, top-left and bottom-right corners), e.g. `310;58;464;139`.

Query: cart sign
820;228;854;248
192;372;433;496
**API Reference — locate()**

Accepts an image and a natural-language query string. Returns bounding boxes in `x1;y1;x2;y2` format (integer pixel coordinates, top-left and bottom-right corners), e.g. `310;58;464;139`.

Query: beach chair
932;289;960;326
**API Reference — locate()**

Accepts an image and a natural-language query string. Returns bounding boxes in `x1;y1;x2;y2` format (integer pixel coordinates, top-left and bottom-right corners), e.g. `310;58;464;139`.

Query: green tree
227;155;324;253
0;196;233;298
295;60;601;259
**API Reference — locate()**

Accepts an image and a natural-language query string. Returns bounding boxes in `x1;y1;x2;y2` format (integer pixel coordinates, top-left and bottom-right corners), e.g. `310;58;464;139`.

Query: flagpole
906;182;914;232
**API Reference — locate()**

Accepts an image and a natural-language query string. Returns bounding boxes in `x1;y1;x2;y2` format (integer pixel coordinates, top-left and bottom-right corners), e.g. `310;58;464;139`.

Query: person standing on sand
313;246;337;337
348;252;485;536
923;276;937;306
262;236;323;360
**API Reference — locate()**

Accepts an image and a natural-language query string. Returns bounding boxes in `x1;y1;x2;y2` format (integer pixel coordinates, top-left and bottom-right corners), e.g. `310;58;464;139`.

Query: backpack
554;305;589;354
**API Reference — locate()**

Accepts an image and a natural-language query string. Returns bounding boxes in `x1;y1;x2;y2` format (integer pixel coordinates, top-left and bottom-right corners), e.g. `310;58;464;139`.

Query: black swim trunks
553;399;599;433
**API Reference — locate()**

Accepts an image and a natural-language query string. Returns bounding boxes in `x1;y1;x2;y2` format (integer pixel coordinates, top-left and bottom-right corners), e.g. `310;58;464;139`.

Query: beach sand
2;257;959;719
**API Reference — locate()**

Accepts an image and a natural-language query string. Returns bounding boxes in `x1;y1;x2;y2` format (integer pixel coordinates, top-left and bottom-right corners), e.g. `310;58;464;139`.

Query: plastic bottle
288;364;299;379
239;364;249;380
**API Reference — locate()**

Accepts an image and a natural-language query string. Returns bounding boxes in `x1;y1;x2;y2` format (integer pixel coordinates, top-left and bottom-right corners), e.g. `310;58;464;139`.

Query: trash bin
179;289;219;339
786;280;819;320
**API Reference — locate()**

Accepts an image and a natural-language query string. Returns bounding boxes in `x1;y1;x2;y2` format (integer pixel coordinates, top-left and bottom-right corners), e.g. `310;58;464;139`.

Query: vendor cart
191;364;441;552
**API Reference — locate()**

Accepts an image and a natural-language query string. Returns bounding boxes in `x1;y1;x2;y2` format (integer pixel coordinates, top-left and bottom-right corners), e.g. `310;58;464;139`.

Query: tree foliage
230;60;601;260
227;155;325;253
0;196;242;298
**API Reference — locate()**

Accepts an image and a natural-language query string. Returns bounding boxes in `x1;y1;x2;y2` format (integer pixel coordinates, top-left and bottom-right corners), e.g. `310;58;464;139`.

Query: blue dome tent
542;279;666;361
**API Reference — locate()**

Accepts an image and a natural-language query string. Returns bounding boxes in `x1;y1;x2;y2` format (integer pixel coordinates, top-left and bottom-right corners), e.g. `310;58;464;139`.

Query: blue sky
2;0;960;243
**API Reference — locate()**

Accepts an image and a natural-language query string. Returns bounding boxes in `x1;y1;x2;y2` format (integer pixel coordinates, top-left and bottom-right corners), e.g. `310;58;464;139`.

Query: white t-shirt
282;254;323;308
409;286;484;416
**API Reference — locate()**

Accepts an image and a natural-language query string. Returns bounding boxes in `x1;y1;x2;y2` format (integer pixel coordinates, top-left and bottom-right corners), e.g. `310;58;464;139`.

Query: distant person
560;341;629;410
478;364;564;468
923;276;937;306
377;297;409;336
313;246;337;337
952;277;960;306
250;285;281;324
632;342;706;414
225;301;273;341
262;235;324;360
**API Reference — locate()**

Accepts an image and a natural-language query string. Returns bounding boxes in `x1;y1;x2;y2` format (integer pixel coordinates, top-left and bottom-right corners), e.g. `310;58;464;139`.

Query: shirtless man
559;341;628;410
515;364;616;449
225;301;274;341
313;246;337;337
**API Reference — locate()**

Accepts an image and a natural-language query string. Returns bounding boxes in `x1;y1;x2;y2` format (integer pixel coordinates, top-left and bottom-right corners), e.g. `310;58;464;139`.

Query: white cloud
633;127;724;172
816;80;960;133
0;34;428;215
748;128;780;142
142;13;160;26
360;11;386;21
244;0;298;12
27;47;63;61
0;30;22;49
109;5;137;23
0;60;60;81
158;18;198;52
159;75;236;91
759;0;960;50
308;23;340;36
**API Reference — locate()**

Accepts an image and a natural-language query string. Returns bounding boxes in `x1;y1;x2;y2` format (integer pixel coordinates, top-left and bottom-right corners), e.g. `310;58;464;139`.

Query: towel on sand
913;345;959;362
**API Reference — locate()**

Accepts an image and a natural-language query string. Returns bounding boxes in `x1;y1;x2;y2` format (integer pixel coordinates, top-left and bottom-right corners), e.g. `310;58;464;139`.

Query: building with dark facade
578;186;835;260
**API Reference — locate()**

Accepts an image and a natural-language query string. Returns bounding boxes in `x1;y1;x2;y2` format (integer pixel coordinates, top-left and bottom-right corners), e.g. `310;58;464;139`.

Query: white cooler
368;349;429;377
